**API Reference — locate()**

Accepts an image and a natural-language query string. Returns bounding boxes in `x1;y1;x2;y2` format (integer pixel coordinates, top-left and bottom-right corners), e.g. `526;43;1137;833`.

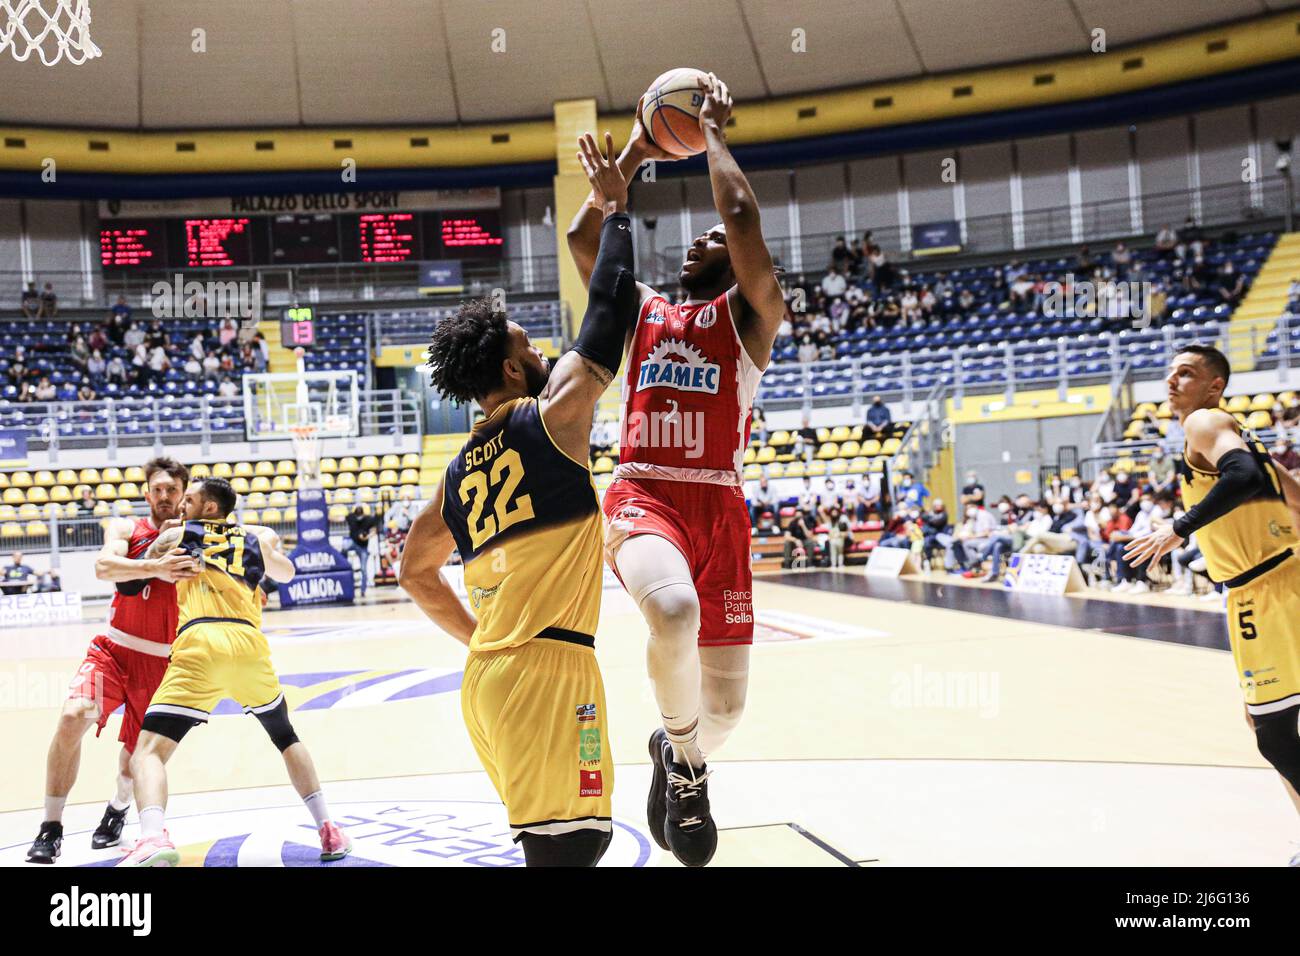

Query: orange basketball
641;67;711;158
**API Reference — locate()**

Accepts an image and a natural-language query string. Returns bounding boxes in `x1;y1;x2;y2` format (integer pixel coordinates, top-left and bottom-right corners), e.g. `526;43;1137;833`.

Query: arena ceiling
1;0;1298;129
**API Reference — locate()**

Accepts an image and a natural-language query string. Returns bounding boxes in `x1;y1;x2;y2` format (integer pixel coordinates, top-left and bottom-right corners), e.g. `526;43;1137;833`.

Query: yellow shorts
147;621;283;723
461;636;613;840
1227;556;1300;716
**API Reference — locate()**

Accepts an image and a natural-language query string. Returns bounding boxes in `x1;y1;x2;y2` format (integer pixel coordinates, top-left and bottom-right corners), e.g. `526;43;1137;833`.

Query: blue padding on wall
0;57;1296;199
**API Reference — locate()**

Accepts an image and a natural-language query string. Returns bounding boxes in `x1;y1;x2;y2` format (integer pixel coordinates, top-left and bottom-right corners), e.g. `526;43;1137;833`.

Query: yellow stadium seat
1278;391;1297;405
815;428;830;443
55;469;77;485
401;453;421;469
95;483;117;501
1232;412;1248;426
766;463;785;479
114;499;135;516
319;458;338;474
357;471;378;487
1226;395;1250;414
0;474;8;489
1123;422;1144;440
50;485;71;503
271;475;293;491
230;477;250;494
743;464;762;481
43;502;61;519
358;487;377;503
333;488;353;505
118;482;139;498
0;505;13;519
191;463;212;479
1245;410;1272;431
234;461;254;478
1158;421;1169;436
379;470;399;486
806;461;827;476
246;492;268;509
26;486;48;504
211;462;232;479
400;486;418;500
593;457;614;475
241;509;259;524
1156;401;1172;419
756;446;776;464
11;471;31;488
102;468;123;484
380;454;400;470
830;426;851;443
78;469;99;484
276;460;296;476
881;438;902;455
26;521;48;537
360;455;380;471
254;460;275;477
339;457;359;472
785;461;806;478
868;458;886;473
17;503;39;519
768;430;790;447
399;469;419;484
1249;393;1274;412
329;505;349;522
861;439;882;457
269;491;290;508
125;466;146;482
93;501;112;517
3;488;23;505
1133;402;1157;419
743;447;756;465
0;522;20;539
317;473;336;489
848;456;870;473
260;508;281;524
839;440;861;457
34;470;54;487
251;476;272;493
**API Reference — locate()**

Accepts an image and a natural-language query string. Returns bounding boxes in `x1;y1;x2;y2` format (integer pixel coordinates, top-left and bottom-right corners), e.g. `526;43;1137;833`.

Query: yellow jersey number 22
459;448;535;550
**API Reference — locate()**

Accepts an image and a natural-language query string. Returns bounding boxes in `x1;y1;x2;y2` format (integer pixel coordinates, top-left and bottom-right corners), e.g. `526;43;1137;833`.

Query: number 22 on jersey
459;447;535;549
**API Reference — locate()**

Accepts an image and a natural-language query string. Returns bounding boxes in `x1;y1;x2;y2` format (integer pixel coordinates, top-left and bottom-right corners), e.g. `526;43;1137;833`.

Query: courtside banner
865;546;919;578
0;428;27;465
0;590;81;627
911;220;962;256
1002;552;1086;595
279;488;354;608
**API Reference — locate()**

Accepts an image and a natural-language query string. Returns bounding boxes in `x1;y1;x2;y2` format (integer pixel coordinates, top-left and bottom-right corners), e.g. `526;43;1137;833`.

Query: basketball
641;67;711;158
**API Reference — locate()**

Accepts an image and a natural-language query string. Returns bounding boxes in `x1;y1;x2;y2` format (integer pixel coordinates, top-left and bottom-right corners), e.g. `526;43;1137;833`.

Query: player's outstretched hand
629;95;678;163
697;71;732;133
577;132;628;215
1122;524;1184;568
153;547;201;583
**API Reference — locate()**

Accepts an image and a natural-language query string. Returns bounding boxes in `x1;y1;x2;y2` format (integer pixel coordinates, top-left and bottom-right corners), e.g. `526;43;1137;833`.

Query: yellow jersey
1178;413;1298;583
175;520;267;636
441;398;604;653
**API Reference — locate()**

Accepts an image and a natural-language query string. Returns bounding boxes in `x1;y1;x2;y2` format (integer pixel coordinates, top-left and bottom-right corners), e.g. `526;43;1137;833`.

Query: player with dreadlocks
399;132;635;867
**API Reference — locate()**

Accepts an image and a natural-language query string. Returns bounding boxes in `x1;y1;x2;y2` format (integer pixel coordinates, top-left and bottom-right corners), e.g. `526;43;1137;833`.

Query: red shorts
67;637;171;752
603;478;754;646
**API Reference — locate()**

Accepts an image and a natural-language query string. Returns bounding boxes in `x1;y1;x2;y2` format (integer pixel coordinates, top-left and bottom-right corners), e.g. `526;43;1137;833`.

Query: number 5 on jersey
459;448;535;550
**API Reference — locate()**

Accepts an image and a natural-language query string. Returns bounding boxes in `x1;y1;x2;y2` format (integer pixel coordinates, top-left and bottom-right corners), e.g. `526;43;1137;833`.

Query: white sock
110;774;132;812
44;795;66;824
303;790;330;828
666;722;705;771
139;805;165;839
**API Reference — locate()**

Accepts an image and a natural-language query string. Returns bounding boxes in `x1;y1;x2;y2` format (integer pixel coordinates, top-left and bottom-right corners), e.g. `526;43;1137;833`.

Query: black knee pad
253;699;300;753
519;828;612;867
140;712;199;744
1252;705;1300;791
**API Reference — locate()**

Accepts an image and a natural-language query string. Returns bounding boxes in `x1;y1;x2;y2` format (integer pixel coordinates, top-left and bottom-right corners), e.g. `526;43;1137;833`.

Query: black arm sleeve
1172;448;1270;539
571;212;636;375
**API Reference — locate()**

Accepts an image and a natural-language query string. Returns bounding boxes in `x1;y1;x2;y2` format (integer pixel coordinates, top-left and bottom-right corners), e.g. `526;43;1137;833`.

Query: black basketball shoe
646;729;672;852
91;804;128;850
26;822;63;864
664;760;717;867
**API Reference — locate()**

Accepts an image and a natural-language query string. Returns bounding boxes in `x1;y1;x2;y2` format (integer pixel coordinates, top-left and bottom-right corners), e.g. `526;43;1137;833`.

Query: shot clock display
281;307;316;348
99;209;504;269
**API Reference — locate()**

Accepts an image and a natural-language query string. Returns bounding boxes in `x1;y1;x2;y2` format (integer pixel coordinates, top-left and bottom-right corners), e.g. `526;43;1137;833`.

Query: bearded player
1126;345;1300;865
26;457;198;863
567;74;785;865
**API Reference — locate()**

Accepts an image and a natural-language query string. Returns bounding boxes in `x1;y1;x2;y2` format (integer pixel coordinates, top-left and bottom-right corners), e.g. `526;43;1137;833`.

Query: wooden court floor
0;569;1295;867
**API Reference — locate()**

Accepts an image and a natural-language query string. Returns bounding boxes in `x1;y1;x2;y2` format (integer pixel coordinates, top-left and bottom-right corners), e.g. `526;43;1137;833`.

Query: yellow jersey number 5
459;448;535;550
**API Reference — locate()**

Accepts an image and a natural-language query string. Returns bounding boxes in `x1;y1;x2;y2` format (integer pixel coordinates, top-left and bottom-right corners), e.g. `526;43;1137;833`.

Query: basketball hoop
289;423;322;488
1;0;100;65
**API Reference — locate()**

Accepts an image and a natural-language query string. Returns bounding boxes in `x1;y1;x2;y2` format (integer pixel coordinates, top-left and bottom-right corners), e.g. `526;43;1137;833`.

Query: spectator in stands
86;349;106;381
345;506;376;597
841;479;864;522
88;323;108;355
1272;438;1300;474
36;282;57;317
21;282;40;318
77;379;96;402
69;334;90;372
848;239;866;276
825;505;854;568
1216;260;1246;306
147;319;170;350
868;243;893;290
1111;241;1132;280
782;510;814;568
960;470;985;508
189;332;206;363
202;350;220;380
830;236;851;271
875;511;914;551
218;318;239;348
105;353;127;385
957;287;976;314
1073;495;1104;570
797;334;817;364
1099;501;1136;588
217;376;239;398
1155;223;1178;259
110;293;132;323
1024;500;1082;556
797;476;819;524
1175;216;1204;261
949;503;996;573
183;354;202;378
15;381;34;403
896;470;929;510
33;376;56;401
1110;468;1135;509
1;551;36;595
864;395;892;440
252;332;270;372
820;267;848;300
919;499;953;568
123;320;146;351
7;358;27;388
747;475;775;528
750;406;767;444
148;344;170;383
1146;446;1177;494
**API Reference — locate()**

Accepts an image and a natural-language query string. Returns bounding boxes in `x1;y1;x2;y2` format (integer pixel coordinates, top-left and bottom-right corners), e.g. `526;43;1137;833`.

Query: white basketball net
1;0;101;65
289;424;321;487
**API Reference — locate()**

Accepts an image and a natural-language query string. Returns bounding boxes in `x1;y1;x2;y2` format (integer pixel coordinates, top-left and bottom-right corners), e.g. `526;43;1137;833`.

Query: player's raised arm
245;525;296;584
697;73;786;368
101;518;196;584
543;133;638;463
398;482;476;646
566;98;673;290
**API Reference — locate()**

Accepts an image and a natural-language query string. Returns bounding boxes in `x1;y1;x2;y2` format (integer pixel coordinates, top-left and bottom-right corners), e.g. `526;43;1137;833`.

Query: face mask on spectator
965;507;977;519
1140;500;1153;513
1052;504;1064;515
997;503;1010;514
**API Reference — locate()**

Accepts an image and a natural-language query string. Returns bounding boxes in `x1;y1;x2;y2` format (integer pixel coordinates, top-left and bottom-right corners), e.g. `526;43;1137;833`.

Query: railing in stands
0;389;420;459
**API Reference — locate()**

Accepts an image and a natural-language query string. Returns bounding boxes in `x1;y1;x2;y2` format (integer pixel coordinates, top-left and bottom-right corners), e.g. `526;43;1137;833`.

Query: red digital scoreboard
99;221;167;268
183;218;253;267
357;213;418;263
438;210;504;257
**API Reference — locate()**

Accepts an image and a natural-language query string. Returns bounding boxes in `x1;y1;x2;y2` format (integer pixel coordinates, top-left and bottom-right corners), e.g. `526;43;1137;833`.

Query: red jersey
105;517;178;648
617;289;764;484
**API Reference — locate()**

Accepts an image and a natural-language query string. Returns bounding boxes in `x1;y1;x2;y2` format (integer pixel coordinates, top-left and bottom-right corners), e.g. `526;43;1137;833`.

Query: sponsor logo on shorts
579;727;602;764
613;505;645;522
723;588;753;626
576;702;597;723
579;769;603;797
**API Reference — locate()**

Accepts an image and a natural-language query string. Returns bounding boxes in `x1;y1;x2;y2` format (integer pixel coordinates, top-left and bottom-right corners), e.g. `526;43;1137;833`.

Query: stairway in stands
1226;231;1300;372
419;433;470;496
255;320;300;375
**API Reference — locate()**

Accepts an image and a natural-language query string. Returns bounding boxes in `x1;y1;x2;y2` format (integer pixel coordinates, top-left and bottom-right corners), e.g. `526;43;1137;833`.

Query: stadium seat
50;486;71;503
380;454;400;470
234;462;254;478
1248;393;1274;412
260;508;282;524
268;492;290;508
17;503;39;520
11;472;31;488
93;502;112;517
816;442;839;460
124;466;146;482
830;426;851;443
242;509;260;524
230;477;250;494
191;463;212;479
251;476;272;493
339;457;359;472
357;471;378;487
102;468;123;484
271;475;293;491
1245;410;1272;430
379;470;398;486
254;461;275;477
212;462;232;479
401;453;421;469
95;483;117;501
78;469;99;484
25;521;48;538
319;458;338;474
34;470;54;487
276;460;296;476
329;505;349;522
26;487;48;504
1226;395;1250;413
332;489;354;505
56;469;77;485
399;468;419;484
0;523;21;539
114;499;135;516
358;487;377;503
